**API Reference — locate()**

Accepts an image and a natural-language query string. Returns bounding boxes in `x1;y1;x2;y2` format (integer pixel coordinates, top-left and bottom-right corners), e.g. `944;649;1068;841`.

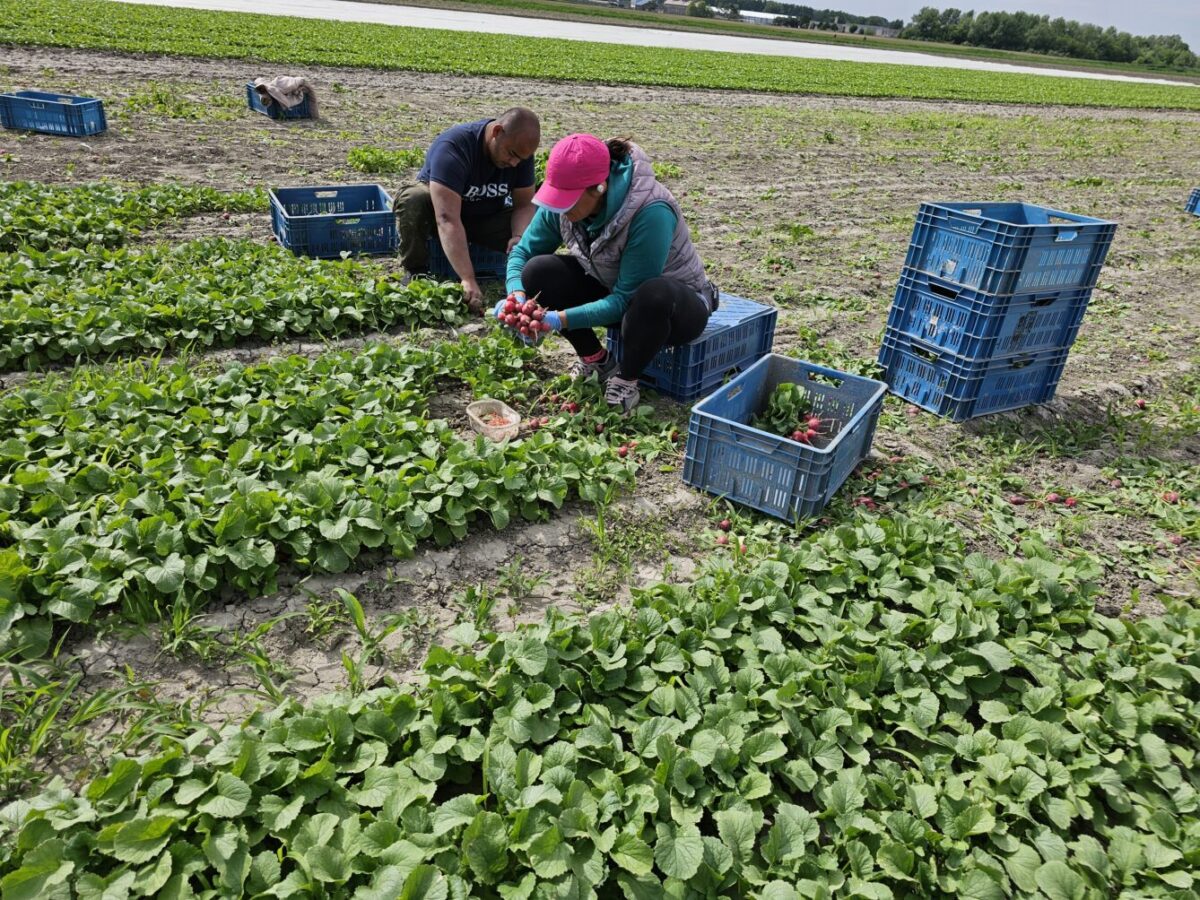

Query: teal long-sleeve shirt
505;202;678;331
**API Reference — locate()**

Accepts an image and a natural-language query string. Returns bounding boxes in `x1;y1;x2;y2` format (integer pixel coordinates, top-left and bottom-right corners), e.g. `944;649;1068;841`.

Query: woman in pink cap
497;133;718;414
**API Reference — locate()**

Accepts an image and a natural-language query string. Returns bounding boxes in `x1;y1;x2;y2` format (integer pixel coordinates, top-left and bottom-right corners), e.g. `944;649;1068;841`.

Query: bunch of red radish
499;294;552;341
791;415;825;444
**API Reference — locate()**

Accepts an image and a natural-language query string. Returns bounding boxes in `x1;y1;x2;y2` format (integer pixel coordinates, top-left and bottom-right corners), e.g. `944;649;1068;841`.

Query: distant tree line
902;7;1197;69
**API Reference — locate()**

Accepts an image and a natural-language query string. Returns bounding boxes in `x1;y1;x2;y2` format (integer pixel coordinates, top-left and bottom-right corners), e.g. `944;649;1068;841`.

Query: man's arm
429;181;483;314
507;186;536;253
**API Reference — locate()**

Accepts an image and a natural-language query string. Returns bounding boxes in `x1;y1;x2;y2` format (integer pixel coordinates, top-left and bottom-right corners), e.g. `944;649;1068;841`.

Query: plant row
0;334;639;657
0;181;266;254
0;237;466;370
1;515;1196;897
5;0;1200;110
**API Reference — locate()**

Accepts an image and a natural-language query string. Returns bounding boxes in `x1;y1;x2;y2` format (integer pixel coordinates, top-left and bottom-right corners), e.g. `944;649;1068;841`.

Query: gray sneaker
568;352;618;382
604;375;640;415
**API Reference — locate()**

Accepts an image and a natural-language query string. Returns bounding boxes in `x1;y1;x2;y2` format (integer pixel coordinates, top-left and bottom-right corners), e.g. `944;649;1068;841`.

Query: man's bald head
485;107;541;169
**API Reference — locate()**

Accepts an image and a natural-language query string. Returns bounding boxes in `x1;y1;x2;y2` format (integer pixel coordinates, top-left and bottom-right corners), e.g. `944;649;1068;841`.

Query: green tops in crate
683;354;887;521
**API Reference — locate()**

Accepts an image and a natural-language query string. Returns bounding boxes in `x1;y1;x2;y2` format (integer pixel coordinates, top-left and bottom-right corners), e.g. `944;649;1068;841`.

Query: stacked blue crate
878;202;1117;421
1187;189;1200;217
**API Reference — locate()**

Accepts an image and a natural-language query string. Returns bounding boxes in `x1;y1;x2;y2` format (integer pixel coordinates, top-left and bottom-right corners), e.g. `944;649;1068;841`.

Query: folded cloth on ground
252;76;319;119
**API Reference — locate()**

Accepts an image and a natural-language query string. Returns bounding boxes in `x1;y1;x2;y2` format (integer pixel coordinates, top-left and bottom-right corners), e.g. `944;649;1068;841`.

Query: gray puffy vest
560;143;717;307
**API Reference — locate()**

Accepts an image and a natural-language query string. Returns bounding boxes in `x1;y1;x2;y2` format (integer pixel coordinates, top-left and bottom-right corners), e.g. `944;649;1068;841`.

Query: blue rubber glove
542;310;564;332
492;299;506;320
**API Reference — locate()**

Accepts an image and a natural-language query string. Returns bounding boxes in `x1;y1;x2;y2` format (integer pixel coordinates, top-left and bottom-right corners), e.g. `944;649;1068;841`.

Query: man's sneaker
604;375;640;416
568;351;618;382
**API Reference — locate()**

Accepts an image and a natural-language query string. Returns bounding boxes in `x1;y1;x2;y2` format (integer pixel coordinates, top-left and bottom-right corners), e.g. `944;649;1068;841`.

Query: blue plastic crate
607;294;777;402
0;90;106;136
245;83;313;120
905;201;1116;295
683;354;887;521
426;237;508;281
878;332;1071;422
269;185;397;258
885;267;1093;360
1187;189;1200;217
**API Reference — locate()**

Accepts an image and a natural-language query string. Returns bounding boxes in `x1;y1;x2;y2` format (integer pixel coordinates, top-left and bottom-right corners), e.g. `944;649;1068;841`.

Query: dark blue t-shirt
417;119;536;218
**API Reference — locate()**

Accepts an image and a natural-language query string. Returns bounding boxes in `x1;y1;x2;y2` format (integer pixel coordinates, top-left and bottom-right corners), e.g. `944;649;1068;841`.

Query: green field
2;0;1200;109
0;6;1198;898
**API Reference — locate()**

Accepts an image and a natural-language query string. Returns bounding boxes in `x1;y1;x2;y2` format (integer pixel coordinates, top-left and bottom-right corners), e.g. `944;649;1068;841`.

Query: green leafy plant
2;515;1196;896
750;381;813;436
346;146;426;174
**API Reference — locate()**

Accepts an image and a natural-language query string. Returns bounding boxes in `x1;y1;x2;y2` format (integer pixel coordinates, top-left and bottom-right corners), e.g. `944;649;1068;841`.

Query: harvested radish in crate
496;292;553;344
750;382;840;447
683;355;887;521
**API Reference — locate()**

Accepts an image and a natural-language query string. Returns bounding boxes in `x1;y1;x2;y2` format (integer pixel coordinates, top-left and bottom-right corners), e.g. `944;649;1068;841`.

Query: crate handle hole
314;190;339;198
335;217;361;225
1032;295;1056;307
1010;357;1035;370
1053;229;1079;243
929;282;960;300
910;344;940;364
725;384;745;401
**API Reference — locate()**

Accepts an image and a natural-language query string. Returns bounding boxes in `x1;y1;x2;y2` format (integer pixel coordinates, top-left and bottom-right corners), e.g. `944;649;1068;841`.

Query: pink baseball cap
533;133;611;213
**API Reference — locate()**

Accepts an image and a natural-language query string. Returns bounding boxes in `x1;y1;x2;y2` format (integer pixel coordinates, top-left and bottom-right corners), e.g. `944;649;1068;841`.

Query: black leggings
521;254;710;379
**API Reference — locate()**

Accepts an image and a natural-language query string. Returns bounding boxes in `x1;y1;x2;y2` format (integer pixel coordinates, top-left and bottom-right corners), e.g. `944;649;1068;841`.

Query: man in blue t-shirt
396;108;540;314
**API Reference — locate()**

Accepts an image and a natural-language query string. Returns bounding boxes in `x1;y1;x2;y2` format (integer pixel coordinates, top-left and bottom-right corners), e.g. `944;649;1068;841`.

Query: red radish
539;321;552;332
222;212;231;221
906;405;920;416
1163;491;1180;504
1045;493;1062;504
739;544;747;555
1064;497;1077;508
617;446;628;458
898;480;909;489
791;430;805;441
889;455;904;464
549;393;559;404
595;423;605;434
716;534;729;546
807;416;822;430
1135;398;1146;409
670;430;680;442
718;519;732;532
566;402;579;414
805;428;818;441
522;301;537;316
504;300;518;314
532;309;544;321
1110;479;1123;489
1170;534;1184;546
1009;495;1026;506
518;314;531;327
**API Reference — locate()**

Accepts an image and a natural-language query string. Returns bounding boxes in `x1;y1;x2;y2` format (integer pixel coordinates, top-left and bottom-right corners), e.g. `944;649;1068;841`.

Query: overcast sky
838;1;1199;51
